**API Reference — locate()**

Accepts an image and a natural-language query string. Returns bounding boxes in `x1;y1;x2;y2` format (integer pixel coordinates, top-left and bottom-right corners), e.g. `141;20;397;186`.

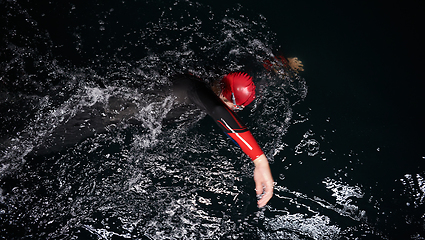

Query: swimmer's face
219;95;244;111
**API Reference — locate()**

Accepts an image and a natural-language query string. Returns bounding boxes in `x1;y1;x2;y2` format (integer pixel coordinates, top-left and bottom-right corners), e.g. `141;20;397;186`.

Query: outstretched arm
180;79;274;207
253;154;274;208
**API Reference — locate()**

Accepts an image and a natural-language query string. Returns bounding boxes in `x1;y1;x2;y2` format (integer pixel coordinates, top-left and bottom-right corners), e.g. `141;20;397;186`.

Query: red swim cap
221;72;256;107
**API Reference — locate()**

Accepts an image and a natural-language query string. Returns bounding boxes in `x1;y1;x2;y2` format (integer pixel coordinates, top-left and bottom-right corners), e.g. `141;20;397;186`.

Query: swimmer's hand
253;154;274;208
287;57;304;73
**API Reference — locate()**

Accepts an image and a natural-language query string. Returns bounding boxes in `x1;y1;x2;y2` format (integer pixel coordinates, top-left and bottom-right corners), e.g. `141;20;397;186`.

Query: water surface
1;0;424;239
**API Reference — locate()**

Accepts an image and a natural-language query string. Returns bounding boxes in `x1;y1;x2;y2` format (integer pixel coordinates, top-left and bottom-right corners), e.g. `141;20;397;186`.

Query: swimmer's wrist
253;154;267;166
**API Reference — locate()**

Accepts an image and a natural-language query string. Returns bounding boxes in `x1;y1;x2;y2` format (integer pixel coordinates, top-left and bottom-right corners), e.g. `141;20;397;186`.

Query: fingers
257;191;272;208
255;181;263;196
257;182;273;208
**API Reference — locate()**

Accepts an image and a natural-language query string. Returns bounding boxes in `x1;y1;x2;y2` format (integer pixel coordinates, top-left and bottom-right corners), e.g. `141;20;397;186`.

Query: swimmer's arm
253;154;274;208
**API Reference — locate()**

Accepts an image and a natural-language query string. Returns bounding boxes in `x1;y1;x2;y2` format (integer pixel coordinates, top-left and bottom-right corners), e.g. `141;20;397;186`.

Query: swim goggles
231;92;244;112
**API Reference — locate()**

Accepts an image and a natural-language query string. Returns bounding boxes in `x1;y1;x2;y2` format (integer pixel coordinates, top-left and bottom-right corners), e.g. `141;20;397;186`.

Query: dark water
1;0;424;239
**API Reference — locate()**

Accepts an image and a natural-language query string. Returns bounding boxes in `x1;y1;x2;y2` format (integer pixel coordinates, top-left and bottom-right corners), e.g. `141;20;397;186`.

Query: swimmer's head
220;72;256;111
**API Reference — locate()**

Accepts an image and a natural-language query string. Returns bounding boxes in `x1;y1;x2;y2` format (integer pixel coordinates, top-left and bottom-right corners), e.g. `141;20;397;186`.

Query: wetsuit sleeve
212;107;264;161
172;74;264;161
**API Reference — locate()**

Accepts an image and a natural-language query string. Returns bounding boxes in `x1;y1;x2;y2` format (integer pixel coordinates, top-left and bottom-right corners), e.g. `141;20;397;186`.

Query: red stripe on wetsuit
217;115;264;161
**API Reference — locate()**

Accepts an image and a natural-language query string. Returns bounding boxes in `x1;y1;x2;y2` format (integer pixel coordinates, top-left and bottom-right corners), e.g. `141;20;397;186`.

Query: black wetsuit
171;74;263;161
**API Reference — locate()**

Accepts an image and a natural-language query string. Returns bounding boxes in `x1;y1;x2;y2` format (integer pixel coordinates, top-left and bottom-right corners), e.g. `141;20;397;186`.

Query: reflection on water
401;174;425;208
1;0;424;239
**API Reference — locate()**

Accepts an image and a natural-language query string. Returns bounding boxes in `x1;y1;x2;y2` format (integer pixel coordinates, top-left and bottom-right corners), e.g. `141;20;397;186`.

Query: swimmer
172;72;274;208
